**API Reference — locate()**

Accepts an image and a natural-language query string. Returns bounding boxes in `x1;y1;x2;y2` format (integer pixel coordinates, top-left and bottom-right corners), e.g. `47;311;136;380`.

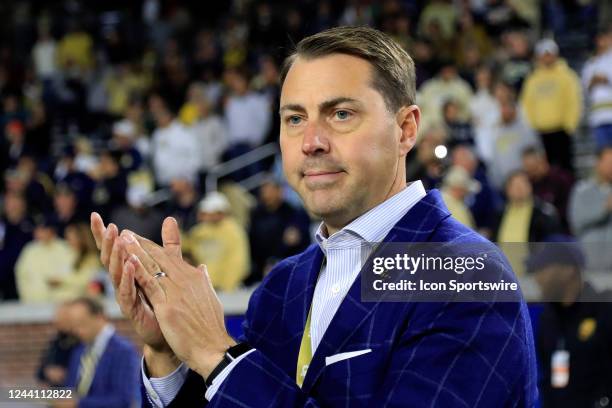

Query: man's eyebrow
318;97;362;112
279;97;362;114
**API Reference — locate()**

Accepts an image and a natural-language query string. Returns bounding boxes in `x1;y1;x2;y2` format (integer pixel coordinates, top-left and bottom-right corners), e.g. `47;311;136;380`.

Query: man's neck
322;183;408;237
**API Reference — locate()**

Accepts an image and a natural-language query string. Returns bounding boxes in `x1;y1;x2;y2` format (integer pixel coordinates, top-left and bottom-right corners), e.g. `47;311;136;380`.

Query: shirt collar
315;180;426;254
90;323;115;356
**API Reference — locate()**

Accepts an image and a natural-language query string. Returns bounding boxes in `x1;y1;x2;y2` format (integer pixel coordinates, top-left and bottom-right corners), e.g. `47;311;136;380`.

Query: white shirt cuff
141;358;189;408
204;349;256;401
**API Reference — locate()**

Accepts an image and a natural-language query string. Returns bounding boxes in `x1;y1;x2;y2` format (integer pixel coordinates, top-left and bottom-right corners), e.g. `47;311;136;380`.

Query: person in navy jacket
91;26;538;407
63;297;140;408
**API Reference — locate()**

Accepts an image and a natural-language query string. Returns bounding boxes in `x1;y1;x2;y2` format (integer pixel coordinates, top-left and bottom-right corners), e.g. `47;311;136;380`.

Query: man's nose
302;122;330;155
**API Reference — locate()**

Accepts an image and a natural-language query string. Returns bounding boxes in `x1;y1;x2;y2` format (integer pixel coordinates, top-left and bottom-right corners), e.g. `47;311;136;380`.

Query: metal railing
205;143;279;192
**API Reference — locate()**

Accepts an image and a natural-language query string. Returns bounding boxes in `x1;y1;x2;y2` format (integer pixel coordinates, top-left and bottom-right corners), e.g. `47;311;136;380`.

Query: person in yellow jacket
16;218;76;303
520;39;582;174
184;192;250;292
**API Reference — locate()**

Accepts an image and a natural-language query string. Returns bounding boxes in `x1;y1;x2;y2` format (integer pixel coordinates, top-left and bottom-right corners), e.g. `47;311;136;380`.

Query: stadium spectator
51;184;85;237
494;170;562;243
441;166;479;229
451;145;501;236
181;83;228;177
520;38;582;174
53;145;95;213
32;22;57;80
418;62;473;130
469;65;498;136
223;67;271;154
528;237;612;408
15;215;75;302
568;146;612;270
185;192;249;292
582;26;612;149
64;297;140;407
149;93;201;187
498;30;533;91
522;146;574;231
0;192;33;300
1;120;28;171
110;119;144;174
486;95;540;189
442;98;474;147
6;155;54;216
36;302;79;388
56;21;94;72
406;124;445;190
165;175;201;232
247;177;311;284
90;149;127;219
60;223;103;298
110;184;164;244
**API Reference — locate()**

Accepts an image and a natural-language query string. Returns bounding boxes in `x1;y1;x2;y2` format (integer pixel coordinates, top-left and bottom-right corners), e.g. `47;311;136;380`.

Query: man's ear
396;105;420;156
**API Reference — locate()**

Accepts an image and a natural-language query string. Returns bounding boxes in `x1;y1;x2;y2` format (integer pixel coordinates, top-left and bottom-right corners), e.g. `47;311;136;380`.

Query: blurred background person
568;146;612;271
522;146;574;232
90;149;127;219
15;216;75;303
110;183;164;244
0;192;33;300
527;237;612;408
185;191;249;292
37;302;79;388
582;26;612;150
64;297;140;407
487;94;540;190
450;145;501;238
149;93;201;187
520;38;582;174
494;171;562;244
246;176;311;285
440;166;480;230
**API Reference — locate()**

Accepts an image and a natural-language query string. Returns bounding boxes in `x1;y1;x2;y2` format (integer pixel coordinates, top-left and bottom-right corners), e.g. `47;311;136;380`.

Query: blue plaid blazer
147;189;538;407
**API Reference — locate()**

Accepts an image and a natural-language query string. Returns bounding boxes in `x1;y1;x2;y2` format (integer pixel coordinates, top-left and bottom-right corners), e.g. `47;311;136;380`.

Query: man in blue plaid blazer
92;26;538;407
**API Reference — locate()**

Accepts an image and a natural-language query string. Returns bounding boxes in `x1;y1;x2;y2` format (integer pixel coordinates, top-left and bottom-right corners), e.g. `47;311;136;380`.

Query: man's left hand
118;217;236;378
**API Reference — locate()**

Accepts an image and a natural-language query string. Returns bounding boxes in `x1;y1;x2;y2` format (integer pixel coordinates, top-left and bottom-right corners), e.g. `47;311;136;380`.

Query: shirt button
332;284;340;294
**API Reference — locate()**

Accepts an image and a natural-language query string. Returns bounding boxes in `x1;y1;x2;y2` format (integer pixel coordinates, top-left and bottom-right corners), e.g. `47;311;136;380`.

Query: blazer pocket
325;348;372;367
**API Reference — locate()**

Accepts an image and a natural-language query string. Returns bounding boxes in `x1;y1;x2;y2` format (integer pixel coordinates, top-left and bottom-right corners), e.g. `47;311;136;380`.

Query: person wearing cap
582;26;612;150
15;215;76;302
527;236;612;408
183;191;249;292
441;165;479;229
520;38;582;174
111;119;143;173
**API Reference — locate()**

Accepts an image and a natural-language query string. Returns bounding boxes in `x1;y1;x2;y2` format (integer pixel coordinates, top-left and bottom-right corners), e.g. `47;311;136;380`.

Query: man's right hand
90;212;179;376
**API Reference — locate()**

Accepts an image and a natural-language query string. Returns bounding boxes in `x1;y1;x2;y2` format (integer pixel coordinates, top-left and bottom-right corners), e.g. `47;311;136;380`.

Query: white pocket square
325;349;372;366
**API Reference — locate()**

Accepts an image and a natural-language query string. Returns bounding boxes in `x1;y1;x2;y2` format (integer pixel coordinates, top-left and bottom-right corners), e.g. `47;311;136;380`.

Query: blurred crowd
1;0;612;305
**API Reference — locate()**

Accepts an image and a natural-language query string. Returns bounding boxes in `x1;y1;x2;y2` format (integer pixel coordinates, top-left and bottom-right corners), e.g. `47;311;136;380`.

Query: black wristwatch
205;342;253;387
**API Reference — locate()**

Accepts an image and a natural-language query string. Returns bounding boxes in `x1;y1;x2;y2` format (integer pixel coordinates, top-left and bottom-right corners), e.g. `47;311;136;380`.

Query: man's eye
335;110;352;120
288;116;302;125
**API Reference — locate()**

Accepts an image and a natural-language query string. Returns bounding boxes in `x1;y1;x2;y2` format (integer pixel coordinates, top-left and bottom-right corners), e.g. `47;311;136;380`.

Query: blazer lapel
301;189;451;392
279;246;325;376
